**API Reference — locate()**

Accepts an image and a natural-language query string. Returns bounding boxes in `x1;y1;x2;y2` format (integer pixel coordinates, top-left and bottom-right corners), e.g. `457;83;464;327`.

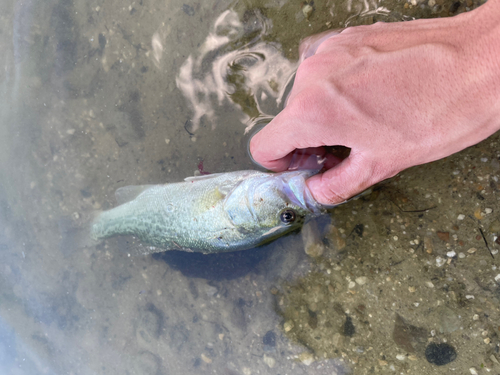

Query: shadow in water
152;246;272;281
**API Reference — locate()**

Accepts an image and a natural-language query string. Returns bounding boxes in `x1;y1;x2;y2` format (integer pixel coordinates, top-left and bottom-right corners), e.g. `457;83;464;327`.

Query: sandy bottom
0;0;496;374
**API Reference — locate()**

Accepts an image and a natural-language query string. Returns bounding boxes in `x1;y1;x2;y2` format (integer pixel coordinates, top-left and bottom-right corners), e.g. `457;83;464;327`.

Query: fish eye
280;209;296;224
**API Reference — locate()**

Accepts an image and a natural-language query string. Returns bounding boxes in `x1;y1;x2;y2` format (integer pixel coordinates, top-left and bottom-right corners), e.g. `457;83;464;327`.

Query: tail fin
58;212;100;257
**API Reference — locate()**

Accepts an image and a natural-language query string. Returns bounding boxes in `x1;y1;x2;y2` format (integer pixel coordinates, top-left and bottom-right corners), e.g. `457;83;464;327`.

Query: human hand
250;3;500;205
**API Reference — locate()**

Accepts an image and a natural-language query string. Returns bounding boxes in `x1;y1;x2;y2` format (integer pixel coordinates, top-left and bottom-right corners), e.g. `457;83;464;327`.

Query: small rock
467;248;477;254
302;4;313;19
425;343;457;366
474;208;484;220
396;354;406;361
424;237;433;254
263;355;276;368
343;316;355;337
299;352;315;366
436;257;446;267
425;281;435;288
446;250;456;258
283;321;294;332
201;353;212;364
263;331;276;347
457;214;465;220
205;285;218;297
469;367;478;375
437;231;450;242
355;276;368;285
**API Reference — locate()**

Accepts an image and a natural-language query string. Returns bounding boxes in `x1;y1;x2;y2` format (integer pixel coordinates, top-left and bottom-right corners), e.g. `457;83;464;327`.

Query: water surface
1;0;497;374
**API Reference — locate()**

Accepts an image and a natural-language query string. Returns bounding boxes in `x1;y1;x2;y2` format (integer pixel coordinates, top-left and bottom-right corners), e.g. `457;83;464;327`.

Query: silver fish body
91;170;324;254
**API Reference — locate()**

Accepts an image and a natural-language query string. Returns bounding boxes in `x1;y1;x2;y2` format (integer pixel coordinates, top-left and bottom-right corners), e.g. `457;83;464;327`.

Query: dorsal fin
115;185;153;204
183;172;227;182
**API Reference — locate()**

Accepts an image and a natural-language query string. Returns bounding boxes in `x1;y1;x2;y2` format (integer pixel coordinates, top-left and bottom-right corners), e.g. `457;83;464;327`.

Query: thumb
306;154;378;206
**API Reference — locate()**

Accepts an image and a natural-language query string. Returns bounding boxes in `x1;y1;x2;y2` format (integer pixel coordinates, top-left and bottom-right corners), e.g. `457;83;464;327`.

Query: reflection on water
175;9;296;134
0;0;495;374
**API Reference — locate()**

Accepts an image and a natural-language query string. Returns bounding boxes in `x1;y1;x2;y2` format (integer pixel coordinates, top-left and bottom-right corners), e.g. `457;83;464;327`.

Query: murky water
1;0;497;374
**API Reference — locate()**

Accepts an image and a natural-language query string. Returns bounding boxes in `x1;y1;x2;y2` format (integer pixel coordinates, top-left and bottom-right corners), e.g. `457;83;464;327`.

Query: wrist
459;1;500;136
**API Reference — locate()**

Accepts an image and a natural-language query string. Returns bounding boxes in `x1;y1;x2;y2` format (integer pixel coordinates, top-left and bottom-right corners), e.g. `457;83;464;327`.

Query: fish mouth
277;171;323;215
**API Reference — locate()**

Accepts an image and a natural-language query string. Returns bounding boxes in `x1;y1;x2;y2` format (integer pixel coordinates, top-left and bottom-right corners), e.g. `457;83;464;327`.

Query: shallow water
0;0;497;374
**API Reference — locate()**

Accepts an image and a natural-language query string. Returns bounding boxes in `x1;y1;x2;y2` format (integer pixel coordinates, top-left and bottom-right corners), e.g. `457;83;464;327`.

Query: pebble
299;352;315;366
437;231;450;242
473;314;479;320
425;281;435;288
263;331;276;347
467;248;477;254
302;4;313;19
470;367;478;375
446;251;456;258
201;353;212;364
436;257;446;267
495;274;500;282
343;316;355;337
355;276;368;285
424;237;433;254
205;285;218;297
425;343;457;366
396;354;406;361
458;252;466;259
283;321;294;332
485;208;493;214
457;214;465;220
263;355;276;368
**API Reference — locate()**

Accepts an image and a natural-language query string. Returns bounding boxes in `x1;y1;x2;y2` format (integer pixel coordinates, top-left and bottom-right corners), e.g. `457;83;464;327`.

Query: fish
89;170;325;254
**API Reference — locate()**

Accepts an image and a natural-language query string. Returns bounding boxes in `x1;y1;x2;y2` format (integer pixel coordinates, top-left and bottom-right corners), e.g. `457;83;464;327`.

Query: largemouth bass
90;170;324;254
